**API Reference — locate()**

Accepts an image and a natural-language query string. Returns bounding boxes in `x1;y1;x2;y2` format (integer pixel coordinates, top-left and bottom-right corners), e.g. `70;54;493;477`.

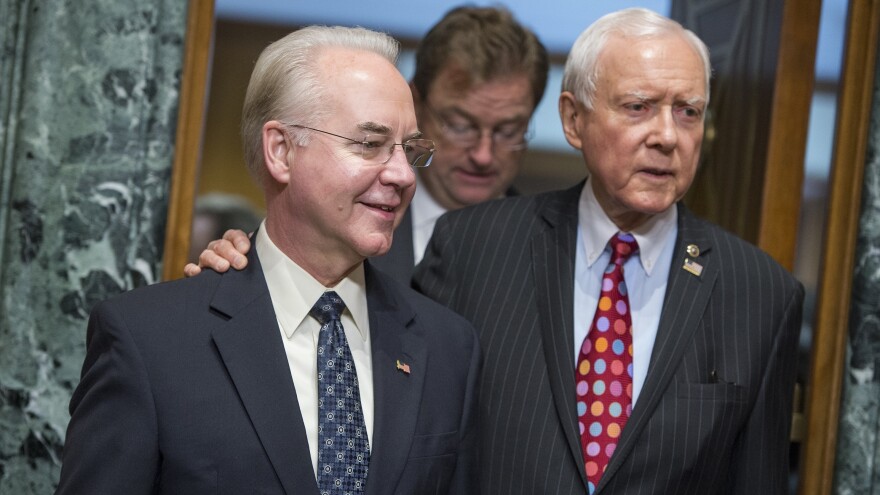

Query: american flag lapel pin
682;244;703;276
396;359;411;374
683;258;703;276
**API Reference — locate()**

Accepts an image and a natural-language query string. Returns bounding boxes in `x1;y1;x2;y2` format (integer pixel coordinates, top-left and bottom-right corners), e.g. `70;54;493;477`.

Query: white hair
241;26;399;183
561;8;711;110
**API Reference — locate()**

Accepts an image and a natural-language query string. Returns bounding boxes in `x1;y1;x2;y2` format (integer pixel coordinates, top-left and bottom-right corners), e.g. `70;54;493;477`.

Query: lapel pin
396;360;411;375
686;244;700;257
683;258;703;277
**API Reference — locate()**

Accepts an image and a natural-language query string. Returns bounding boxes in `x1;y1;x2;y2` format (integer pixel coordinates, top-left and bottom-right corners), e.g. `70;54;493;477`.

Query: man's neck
264;217;361;288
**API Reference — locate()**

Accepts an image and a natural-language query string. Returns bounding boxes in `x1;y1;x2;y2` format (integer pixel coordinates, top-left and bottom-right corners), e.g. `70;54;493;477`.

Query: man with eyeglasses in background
57;25;480;494
186;6;549;285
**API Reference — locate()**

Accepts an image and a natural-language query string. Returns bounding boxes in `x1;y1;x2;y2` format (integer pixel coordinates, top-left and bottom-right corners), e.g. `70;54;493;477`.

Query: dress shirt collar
410;176;449;236
255;223;369;341
410;176;450;264
577;177;678;275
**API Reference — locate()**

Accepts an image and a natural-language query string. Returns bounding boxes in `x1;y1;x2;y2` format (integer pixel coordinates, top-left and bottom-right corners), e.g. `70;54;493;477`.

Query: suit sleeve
449;325;482;495
729;282;804;493
56;301;159;495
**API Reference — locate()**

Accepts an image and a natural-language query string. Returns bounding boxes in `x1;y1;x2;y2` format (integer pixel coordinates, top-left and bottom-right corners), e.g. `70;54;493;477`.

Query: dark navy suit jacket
371;207;416;286
57;242;480;495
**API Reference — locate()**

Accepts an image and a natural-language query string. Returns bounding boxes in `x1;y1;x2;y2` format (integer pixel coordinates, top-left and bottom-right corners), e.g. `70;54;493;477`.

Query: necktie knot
609;232;639;266
310;291;346;326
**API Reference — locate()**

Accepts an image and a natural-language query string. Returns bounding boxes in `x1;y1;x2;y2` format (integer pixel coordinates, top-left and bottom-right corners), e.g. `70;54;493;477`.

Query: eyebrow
357;121;393;135
621;91;707;107
445;106;531;127
684;95;707;107
356;121;423;140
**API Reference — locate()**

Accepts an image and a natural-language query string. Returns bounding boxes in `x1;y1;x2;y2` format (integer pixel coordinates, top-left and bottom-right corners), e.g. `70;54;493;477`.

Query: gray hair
561;8;711;110
241;25;399;183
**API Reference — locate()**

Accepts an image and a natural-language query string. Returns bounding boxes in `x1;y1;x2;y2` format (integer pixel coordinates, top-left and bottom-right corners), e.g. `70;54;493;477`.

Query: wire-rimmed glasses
283;123;435;168
424;103;533;152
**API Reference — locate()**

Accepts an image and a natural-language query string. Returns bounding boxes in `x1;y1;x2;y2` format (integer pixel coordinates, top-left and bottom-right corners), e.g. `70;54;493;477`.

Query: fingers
184;229;253;278
183;263;202;278
196;240;234;272
223;229;252;255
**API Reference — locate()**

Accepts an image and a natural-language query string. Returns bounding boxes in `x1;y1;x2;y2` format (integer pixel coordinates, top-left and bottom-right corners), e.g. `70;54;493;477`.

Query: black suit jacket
57;244;481;495
413;183;803;494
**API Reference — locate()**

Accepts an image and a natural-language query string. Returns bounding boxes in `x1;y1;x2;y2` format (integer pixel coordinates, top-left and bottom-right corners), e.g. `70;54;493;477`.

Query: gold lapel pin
396;360;411;374
686;244;700;257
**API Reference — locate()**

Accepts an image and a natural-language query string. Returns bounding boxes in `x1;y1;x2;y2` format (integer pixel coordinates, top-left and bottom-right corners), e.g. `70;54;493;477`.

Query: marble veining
0;0;187;492
833;38;880;494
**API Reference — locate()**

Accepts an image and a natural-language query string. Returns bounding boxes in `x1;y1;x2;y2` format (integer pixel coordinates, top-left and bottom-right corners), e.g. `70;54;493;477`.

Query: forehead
597;34;706;100
428;65;535;106
316;47;416;130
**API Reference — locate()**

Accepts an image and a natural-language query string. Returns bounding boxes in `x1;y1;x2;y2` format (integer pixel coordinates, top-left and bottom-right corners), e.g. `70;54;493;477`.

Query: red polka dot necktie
576;232;638;494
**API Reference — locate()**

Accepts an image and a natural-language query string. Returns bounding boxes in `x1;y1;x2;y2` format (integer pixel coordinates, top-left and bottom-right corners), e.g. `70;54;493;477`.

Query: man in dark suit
186;7;548;285
192;8;803;495
414;8;802;494
56;26;479;495
371;6;548;284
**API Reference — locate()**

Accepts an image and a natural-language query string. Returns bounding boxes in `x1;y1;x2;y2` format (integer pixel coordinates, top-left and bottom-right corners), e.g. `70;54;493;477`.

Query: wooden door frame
799;1;880;493
161;1;880;490
161;0;214;281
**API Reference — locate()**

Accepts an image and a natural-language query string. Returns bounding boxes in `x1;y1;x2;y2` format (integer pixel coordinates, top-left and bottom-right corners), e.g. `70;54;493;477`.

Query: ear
559;91;584;151
262;121;293;185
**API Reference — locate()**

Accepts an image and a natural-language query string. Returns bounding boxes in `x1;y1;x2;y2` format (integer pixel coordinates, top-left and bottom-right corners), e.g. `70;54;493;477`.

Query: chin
631;193;678;214
354;235;393;259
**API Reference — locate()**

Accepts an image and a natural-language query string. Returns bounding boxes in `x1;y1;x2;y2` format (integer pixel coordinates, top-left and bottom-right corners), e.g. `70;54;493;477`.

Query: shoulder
434;184;580;240
94;269;223;316
367;265;476;340
87;266;256;349
681;208;803;294
446;186;575;222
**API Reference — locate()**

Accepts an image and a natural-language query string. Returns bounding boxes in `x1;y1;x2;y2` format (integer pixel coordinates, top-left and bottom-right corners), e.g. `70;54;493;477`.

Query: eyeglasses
282;123;435;168
424;103;533;152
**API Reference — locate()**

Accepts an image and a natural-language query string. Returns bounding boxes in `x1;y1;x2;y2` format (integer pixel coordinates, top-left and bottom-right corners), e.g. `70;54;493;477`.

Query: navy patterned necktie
310;291;370;494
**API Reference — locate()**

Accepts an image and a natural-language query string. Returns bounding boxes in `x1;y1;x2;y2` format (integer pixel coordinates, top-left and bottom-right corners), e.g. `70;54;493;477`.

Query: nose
467;130;495;167
380;146;416;190
647;108;678;152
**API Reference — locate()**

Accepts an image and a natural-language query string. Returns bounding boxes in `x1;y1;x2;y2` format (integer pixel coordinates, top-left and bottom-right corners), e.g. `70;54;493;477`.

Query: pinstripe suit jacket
372;188;520;286
413;182;803;494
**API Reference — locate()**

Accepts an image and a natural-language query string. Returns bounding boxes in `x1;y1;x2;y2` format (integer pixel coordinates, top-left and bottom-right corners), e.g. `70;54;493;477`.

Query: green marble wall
833;36;880;494
0;0;187;491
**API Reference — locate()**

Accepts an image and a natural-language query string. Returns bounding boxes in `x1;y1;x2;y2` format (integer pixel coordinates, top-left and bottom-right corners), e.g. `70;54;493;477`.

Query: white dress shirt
255;225;374;476
574;178;678;406
410;178;449;265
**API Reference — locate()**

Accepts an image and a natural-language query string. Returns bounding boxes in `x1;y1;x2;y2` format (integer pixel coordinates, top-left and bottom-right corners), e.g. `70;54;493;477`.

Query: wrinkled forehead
599;35;706;87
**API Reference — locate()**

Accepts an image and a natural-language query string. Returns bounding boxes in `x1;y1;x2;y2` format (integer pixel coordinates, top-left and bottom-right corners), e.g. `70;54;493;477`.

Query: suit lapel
362;264;426;495
597;205;718;493
210;245;318;495
531;183;589;486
